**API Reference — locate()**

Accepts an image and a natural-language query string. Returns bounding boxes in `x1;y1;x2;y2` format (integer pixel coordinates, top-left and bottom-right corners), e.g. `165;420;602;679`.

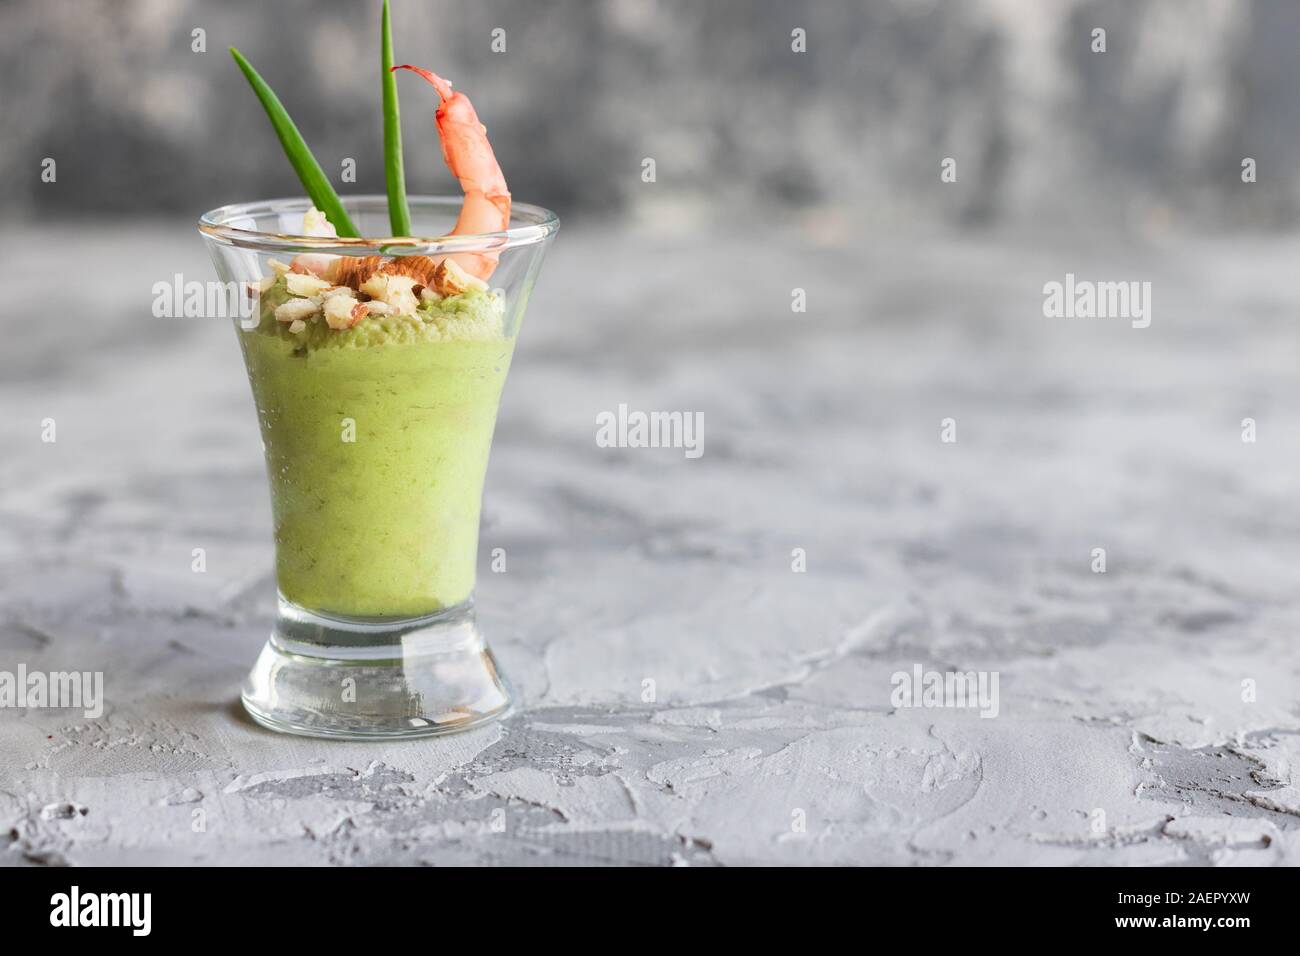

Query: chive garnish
229;46;360;237
381;0;412;236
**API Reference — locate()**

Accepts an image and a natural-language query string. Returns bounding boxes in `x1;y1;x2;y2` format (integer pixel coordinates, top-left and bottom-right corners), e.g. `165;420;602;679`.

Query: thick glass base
241;597;514;739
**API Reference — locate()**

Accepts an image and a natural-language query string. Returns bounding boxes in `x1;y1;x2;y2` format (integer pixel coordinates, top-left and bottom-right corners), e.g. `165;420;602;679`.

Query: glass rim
198;194;560;255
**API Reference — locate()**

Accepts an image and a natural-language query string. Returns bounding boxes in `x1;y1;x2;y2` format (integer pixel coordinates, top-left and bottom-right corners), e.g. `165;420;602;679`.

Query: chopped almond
432;258;487;297
267;258;291;275
384;275;420;314
274;298;320;324
287;319;307;334
301;207;338;238
323;291;364;330
359;272;419;315
286;273;332;297
357;272;390;301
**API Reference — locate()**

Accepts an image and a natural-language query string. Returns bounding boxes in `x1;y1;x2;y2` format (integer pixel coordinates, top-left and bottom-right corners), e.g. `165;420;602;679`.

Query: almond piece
382;275;419;315
301;207;339;238
274;297;320;324
323;292;363;330
360;272;418;315
286;273;332;298
358;273;390;301
287;319;307;334
432;258;487;297
267;258;291;275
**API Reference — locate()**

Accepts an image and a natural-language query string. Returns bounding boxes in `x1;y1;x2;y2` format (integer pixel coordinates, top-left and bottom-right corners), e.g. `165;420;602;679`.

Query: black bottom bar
0;865;1281;941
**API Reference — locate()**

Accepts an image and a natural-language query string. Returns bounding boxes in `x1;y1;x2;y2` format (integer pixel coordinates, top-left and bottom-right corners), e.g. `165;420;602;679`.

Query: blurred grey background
3;0;1300;232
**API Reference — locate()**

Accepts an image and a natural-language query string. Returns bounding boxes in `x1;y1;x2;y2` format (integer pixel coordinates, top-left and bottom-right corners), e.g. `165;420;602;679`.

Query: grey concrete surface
1;221;1299;865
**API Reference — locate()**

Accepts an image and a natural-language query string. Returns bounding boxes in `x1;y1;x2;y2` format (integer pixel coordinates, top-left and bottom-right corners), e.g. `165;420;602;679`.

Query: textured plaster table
2;221;1299;866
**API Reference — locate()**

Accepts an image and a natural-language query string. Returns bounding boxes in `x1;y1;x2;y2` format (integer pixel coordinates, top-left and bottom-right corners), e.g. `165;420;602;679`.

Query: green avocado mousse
243;258;512;618
200;1;557;738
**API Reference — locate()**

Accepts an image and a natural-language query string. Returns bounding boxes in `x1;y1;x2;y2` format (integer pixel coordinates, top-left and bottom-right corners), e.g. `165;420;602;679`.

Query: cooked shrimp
393;64;511;279
288;67;510;289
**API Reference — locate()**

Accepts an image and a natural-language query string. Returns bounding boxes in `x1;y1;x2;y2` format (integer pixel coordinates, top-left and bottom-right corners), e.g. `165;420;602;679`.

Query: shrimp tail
392;64;511;279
